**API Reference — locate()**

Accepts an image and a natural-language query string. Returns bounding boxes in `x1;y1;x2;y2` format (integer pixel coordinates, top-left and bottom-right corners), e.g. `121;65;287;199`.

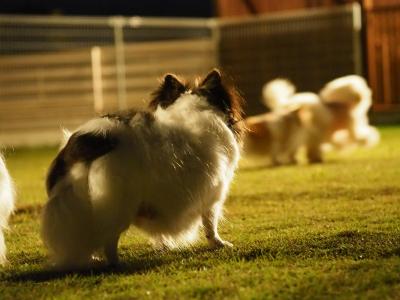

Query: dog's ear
198;69;230;114
163;74;185;93
197;69;246;142
149;74;186;109
199;69;222;92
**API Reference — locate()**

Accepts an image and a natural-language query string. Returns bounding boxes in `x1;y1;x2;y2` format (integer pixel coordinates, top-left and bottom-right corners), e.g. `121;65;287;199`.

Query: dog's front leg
202;203;233;248
104;235;120;266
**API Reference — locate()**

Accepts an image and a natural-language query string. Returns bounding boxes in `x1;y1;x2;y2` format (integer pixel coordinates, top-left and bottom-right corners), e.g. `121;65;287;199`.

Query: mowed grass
0;126;399;299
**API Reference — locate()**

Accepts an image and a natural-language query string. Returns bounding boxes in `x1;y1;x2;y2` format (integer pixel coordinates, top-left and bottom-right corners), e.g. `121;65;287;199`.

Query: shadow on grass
14;204;42;215
4;256;163;283
3;246;214;283
4;230;400;283
239;159;343;173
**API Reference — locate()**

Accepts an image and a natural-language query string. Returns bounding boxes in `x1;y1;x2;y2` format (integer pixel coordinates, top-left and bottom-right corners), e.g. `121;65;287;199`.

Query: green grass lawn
0;127;399;299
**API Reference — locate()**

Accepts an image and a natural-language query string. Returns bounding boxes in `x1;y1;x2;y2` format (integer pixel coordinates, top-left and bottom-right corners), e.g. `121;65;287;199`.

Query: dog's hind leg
270;141;282;166
306;141;323;163
202;202;232;248
104;234;120;266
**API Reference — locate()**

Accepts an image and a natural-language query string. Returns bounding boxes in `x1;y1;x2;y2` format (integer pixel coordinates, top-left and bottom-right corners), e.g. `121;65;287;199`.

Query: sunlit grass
0;126;399;299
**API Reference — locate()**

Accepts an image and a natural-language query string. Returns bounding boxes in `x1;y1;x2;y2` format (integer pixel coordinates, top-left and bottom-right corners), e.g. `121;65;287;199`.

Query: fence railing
0;4;364;146
0;38;217;146
0;48;95;129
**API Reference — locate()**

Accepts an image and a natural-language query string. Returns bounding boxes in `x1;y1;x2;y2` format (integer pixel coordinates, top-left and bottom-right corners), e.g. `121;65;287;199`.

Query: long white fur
42;93;240;268
0;154;15;265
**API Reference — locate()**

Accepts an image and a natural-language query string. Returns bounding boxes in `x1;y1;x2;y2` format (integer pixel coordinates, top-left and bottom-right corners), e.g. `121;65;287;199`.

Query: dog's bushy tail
262;79;319;112
319;75;372;114
319;75;378;146
0;155;15;265
262;79;296;111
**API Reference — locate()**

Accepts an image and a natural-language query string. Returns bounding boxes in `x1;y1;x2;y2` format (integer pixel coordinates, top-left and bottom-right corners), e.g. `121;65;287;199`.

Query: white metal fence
0;4;362;146
0;16;216;145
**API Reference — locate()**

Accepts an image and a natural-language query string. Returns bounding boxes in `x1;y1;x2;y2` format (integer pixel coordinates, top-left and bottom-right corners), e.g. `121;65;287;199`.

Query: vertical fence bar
352;2;363;76
110;17;127;110
91;46;104;114
209;19;221;67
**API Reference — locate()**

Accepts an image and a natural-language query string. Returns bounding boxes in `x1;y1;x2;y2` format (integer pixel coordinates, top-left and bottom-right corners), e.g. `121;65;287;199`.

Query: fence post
209;19;221;67
91;46;104;114
352;2;363;76
110;17;127;110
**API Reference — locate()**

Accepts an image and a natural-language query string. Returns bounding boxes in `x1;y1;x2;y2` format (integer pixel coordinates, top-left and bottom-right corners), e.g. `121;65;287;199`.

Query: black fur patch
148;74;188;110
103;110;155;126
135;111;155;124
102;109;137;125
46;132;118;194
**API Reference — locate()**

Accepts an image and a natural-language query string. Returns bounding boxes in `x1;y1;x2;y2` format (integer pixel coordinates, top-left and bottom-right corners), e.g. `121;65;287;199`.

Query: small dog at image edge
244;108;307;165
42;69;245;269
0;154;15;265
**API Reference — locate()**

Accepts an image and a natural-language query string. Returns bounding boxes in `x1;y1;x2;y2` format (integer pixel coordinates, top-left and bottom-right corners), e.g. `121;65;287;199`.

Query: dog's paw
209;238;233;249
0;258;9;267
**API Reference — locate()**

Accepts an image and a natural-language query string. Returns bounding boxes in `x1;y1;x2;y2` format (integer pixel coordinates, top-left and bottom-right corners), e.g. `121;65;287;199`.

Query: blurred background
0;0;399;146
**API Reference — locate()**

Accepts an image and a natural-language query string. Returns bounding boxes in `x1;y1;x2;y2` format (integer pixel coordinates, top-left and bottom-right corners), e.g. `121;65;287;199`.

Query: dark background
0;0;215;17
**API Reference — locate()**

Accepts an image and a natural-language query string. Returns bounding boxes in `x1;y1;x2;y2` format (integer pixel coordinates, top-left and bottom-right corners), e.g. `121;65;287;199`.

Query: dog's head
149;70;245;141
193;69;246;141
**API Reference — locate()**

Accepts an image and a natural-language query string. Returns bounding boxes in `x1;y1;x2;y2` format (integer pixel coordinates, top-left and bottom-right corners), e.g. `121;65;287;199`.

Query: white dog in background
262;75;379;163
42;70;245;269
318;75;380;149
243;80;319;165
0;154;15;265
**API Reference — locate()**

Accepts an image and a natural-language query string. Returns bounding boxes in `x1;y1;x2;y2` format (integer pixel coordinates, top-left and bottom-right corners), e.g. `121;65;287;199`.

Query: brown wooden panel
216;0;344;17
366;4;400;111
364;0;400;10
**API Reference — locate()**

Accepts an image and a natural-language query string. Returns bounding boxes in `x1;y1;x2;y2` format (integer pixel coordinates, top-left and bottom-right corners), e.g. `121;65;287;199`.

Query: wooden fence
365;1;400;111
0;38;216;146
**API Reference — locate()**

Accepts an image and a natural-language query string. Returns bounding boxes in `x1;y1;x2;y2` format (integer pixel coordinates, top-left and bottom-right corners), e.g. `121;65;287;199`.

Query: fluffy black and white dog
42;70;244;268
0;154;14;265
